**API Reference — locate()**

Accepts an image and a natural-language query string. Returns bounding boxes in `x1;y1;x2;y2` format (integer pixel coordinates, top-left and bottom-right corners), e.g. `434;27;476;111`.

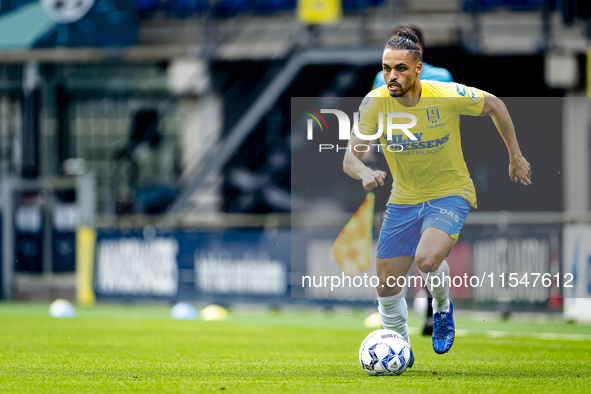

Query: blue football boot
432;300;455;354
407;348;414;369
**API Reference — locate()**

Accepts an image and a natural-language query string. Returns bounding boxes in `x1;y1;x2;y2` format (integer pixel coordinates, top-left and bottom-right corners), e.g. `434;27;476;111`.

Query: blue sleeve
432;68;453;82
419;63;454;83
441;69;454;83
372;71;385;90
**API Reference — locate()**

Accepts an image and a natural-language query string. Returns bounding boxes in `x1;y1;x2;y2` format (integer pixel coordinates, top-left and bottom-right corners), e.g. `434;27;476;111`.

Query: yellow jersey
357;80;485;208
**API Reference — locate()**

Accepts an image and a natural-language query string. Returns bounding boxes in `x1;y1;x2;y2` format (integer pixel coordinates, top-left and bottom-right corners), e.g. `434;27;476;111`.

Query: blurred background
0;0;590;320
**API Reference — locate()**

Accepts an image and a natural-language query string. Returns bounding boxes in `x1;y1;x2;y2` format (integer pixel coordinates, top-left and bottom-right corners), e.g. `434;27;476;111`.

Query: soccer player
372;26;454;336
343;29;531;366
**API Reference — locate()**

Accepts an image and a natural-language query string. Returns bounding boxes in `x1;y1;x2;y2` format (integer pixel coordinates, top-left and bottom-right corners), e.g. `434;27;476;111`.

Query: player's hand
509;155;531;185
361;168;386;191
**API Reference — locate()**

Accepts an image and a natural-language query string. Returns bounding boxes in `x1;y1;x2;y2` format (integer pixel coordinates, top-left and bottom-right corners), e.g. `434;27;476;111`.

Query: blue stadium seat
171;0;207;15
211;0;254;17
136;0;384;18
136;0;161;13
255;0;296;14
343;0;385;11
368;0;386;5
463;0;557;12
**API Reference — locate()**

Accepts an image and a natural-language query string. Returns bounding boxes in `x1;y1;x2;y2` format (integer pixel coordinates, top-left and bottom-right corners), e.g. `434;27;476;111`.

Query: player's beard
389;77;415;98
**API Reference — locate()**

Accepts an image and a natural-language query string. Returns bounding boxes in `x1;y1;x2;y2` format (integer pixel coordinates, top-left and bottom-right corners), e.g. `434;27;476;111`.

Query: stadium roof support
168;48;383;214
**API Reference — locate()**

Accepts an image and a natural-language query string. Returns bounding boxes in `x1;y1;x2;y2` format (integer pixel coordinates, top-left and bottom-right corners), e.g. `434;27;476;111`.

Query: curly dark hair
385;27;422;62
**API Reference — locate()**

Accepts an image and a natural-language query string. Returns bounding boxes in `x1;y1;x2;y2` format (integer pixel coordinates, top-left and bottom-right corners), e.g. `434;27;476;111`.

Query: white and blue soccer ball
359;329;411;376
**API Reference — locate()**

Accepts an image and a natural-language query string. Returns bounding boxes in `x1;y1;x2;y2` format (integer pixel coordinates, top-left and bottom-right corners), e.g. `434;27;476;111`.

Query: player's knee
376;275;404;297
376;285;402;298
415;253;444;273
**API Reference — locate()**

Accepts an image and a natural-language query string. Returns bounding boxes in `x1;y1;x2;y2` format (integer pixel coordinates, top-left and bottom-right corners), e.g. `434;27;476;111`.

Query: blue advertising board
14;204;44;272
52;203;77;272
94;228;291;302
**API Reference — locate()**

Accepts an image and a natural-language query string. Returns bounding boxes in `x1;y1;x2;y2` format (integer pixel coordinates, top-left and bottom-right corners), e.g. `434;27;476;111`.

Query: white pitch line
483;330;591;341
409;327;591;341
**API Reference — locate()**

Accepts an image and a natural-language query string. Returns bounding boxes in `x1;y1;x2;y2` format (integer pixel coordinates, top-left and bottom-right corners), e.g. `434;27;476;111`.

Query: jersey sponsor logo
468;88;479;102
426;108;441;124
386;133;450;151
385;132;424;143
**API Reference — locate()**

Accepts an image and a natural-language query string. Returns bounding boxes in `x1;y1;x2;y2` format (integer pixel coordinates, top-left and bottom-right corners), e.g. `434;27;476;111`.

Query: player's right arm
345;93;387;191
343;134;386;191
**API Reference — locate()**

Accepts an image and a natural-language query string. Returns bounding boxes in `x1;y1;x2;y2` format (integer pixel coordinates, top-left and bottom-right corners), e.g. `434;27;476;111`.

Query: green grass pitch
0;302;590;393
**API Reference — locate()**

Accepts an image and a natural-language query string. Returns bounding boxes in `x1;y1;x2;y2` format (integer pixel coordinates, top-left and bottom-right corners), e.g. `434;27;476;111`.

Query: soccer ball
359;329;411;376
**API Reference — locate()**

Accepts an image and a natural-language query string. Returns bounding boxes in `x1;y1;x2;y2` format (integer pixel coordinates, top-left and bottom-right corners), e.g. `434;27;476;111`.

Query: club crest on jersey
426;108;440;124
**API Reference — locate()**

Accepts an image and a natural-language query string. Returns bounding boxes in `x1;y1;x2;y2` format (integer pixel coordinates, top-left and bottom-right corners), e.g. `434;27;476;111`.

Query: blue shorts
376;195;471;259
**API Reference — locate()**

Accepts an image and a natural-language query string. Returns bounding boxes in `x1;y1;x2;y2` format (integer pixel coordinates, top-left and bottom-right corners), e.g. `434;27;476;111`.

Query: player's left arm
480;92;531;185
